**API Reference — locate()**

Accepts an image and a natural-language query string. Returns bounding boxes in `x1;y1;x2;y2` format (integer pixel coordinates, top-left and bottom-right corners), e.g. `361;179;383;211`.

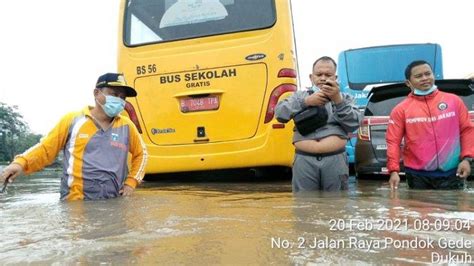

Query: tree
0;102;42;162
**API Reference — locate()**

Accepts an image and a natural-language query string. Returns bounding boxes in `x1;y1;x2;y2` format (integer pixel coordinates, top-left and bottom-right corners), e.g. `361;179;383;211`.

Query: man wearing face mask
387;60;474;190
0;73;148;200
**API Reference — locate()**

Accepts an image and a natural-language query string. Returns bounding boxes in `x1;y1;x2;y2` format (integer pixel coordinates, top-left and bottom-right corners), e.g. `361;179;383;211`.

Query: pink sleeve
386;106;405;173
458;97;474;159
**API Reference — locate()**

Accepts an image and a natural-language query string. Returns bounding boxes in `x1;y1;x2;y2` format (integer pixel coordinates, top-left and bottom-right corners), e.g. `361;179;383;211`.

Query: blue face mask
97;91;126;118
413;85;437;96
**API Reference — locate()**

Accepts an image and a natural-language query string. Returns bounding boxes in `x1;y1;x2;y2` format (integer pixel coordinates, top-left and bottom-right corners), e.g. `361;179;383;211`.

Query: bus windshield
344;45;441;90
124;0;276;46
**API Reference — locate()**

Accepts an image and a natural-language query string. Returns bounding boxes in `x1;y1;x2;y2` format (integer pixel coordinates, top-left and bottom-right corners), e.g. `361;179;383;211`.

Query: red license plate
180;96;219;113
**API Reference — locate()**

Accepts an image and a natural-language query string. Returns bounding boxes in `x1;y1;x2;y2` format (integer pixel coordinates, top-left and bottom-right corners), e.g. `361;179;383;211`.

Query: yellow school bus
118;0;298;174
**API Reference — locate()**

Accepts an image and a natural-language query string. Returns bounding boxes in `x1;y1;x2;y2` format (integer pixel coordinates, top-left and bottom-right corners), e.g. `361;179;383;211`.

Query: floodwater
1;168;473;265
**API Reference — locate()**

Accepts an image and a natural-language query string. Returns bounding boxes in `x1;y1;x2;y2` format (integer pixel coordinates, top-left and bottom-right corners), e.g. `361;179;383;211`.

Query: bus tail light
264;84;297;123
124;101;143;133
272;123;285;129
277;68;297;78
358;116;389;141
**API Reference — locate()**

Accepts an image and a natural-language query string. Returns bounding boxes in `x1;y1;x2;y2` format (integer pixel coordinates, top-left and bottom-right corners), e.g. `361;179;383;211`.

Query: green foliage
0;102;43;162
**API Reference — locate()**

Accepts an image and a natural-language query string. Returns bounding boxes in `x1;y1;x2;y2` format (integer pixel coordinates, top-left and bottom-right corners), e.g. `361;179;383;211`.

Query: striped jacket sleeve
124;121;148;188
13;113;74;174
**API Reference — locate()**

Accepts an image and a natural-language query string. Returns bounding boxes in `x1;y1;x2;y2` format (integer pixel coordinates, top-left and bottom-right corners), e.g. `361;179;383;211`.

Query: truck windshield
344;45;440;90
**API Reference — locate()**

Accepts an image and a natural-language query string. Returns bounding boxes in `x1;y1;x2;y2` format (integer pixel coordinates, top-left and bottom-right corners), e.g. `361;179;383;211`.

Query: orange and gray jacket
14;106;148;200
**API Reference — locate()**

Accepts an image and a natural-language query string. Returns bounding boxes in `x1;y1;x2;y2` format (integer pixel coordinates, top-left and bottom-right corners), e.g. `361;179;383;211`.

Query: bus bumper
143;125;294;174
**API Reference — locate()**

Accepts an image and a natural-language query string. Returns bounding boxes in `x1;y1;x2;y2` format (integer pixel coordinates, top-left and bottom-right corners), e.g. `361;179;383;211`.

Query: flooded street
1;169;473;265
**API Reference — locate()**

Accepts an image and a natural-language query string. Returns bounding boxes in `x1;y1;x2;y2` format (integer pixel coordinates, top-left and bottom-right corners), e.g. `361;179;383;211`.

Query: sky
0;0;473;135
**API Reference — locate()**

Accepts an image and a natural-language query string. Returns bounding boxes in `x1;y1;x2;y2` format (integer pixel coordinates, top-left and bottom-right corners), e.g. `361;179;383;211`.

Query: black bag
293;105;328;135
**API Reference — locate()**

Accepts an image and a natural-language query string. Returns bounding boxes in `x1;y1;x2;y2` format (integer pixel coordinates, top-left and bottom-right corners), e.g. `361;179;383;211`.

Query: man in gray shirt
275;56;361;192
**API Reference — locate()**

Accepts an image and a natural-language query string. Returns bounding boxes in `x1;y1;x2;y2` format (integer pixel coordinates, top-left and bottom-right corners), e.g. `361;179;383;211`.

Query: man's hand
320;79;343;104
389;172;400;191
1;163;23;184
304;91;330;107
456;160;471;179
119;184;135;196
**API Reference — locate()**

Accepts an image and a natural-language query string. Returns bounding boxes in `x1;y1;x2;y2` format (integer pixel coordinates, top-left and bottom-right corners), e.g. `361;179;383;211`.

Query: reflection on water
0;169;473;264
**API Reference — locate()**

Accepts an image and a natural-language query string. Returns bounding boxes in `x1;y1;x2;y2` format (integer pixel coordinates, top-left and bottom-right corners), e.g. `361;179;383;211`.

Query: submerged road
1;169;473;264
